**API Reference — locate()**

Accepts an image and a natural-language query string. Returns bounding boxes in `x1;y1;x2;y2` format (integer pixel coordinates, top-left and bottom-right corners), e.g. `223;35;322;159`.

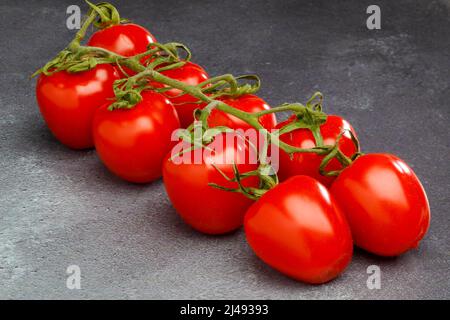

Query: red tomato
92;90;180;183
87;23;156;57
276;115;358;187
88;23;156;76
36;64;120;149
244;175;353;284
153;61;209;128
163;132;259;234
208;94;277;130
330;154;430;257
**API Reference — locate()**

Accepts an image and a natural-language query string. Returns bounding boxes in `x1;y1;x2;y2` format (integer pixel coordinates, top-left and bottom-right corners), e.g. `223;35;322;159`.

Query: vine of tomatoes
33;2;431;285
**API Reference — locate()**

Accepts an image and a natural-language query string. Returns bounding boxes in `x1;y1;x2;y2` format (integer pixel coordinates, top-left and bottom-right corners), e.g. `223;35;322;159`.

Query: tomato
330;153;430;257
87;23;156;57
208;94;277;130
153;61;209;128
276;115;358;187
92;90;180;183
244;175;353;284
88;23;156;76
36;64;120;149
163;132;259;234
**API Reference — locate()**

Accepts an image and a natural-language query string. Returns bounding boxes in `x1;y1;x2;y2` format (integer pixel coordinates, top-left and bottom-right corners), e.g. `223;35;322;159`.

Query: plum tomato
153;61;209;128
92;90;180;183
36;64;120;149
163;132;259;234
330;153;430;256
276;115;358;187
87;23;156;57
244;175;353;284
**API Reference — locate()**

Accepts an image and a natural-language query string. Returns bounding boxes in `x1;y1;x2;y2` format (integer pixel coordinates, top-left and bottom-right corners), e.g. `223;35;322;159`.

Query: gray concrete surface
0;0;449;299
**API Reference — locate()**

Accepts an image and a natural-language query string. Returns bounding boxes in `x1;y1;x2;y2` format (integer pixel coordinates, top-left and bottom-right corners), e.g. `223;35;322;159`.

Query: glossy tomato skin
208;94;277;130
92;90;180;183
154;62;209;128
276;115;357;187
36;64;120;149
244;175;353;284
87;23;156;57
330;154;430;257
163;132;259;234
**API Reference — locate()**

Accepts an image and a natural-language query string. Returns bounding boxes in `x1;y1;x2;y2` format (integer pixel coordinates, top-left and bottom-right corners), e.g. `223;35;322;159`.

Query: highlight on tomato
163;132;260;235
244;175;353;284
331;153;430;257
92;90;180;183
208;94;277;130
276;115;358;187
36;64;120;149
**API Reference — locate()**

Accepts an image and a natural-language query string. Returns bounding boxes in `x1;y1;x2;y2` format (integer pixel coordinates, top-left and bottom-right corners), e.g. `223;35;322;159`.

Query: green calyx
86;1;124;29
208;163;278;201
32;50;110;77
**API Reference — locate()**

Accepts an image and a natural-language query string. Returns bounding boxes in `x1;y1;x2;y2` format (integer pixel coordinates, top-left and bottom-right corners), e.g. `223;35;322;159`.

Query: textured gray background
0;0;449;299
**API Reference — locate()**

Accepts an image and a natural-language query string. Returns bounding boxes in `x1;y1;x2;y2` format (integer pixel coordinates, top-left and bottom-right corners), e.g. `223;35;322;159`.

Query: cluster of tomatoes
35;3;430;285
